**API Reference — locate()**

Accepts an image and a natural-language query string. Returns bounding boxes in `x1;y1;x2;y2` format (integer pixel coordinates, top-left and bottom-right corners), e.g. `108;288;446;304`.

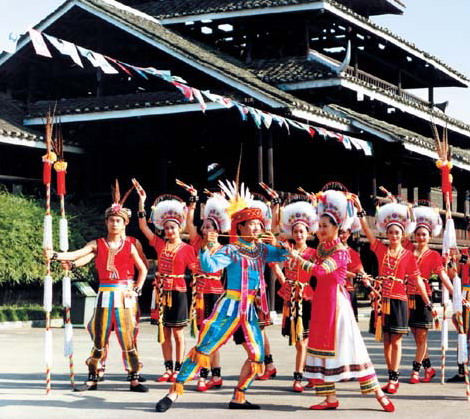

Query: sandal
421;367;436;383
156;371;173;383
292;380;304;392
409;371;420;384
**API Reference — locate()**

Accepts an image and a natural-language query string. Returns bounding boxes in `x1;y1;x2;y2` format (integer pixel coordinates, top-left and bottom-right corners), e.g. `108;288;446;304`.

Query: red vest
95;237;134;282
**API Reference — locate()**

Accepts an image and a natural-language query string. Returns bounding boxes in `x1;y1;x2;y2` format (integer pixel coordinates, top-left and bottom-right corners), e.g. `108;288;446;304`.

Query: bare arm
132;178;156;243
352;195;376;246
270;263;286;285
438;269;454;295
134;238;149;269
186;201;199;241
131;244;148;290
51;240;97;261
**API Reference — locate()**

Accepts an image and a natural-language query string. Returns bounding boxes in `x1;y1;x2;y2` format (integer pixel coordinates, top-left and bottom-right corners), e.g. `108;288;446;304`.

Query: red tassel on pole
42;151;57;185
54;160;68;196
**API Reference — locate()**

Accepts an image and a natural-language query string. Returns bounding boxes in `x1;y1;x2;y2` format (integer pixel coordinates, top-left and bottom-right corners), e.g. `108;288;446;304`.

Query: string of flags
27;29;373;156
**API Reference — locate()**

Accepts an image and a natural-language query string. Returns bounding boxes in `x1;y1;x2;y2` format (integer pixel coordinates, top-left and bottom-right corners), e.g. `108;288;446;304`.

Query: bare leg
172;326;185;363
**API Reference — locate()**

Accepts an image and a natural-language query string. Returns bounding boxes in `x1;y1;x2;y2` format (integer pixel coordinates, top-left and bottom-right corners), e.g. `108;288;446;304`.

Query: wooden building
0;0;470;243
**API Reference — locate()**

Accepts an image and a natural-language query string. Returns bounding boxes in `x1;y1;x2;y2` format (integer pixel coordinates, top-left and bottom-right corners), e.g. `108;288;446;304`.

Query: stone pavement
1;310;469;418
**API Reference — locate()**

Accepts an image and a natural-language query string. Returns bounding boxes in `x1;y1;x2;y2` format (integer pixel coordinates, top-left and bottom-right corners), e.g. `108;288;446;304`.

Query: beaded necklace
233;240;263;259
316;239;343;261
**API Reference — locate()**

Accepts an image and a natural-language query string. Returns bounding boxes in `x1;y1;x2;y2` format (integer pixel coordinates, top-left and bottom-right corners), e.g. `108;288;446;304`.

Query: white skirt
305;290;376;382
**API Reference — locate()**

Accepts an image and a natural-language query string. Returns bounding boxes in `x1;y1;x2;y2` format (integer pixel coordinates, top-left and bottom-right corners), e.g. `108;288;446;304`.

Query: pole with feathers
52;121;75;389
42;111;57;395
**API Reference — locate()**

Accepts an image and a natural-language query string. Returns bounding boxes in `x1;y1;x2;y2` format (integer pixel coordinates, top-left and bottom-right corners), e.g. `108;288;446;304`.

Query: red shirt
191;235;224;294
278;247;316;301
371;240;420;301
345;246;363;291
151;235;197;292
408;249;444;296
95;237;134;282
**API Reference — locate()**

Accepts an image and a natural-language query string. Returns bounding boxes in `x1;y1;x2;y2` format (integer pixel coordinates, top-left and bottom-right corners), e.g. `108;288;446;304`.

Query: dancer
48;184;148;392
182;183;229;391
155;181;288;411
135;181;197;383
274;198;318;392
406;204;453;384
291;188;394;411
354;194;426;394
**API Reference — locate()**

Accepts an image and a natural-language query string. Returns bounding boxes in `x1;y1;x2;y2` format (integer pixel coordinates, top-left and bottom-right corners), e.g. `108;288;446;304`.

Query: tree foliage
0;190;103;285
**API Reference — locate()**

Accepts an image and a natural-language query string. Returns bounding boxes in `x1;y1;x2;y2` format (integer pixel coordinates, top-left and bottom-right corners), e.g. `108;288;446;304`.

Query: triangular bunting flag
77;46;118;74
44;34;83;67
29;29;52;58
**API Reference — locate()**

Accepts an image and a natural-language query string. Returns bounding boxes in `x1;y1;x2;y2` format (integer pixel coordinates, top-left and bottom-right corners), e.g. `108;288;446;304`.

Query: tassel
43;215;53;250
251;361;264;376
54;161;68;196
383;298;390;315
189;348;211;369
458;334;468;364
64;323;74;357
44;329;53;368
43;161;52;185
375;315;383;342
441;319;448;350
157;321;165;344
44;275;53;313
62;276;71;308
196;295;204;310
290;318;296;345
296;316;304;342
190;316;198;339
59;218;69;252
434;316;441;331
170;382;184;395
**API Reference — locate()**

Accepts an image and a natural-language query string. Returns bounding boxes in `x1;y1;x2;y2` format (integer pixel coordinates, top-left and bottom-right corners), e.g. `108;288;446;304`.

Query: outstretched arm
47;240;97;262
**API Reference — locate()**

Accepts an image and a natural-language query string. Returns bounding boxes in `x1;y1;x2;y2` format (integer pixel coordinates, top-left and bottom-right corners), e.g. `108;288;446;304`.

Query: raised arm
353;194;376;246
270;263;286;285
132;178;156;243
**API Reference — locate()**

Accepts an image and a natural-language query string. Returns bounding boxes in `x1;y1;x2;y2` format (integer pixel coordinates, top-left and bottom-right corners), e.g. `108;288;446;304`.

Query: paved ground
1;309;470;418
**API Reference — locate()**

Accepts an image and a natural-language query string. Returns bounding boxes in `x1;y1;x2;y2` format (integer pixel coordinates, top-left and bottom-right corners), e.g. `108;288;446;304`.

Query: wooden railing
344;67;431;109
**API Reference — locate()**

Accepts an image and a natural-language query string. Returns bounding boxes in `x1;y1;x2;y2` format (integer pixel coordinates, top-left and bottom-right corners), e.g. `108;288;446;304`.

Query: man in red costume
47;202;148;392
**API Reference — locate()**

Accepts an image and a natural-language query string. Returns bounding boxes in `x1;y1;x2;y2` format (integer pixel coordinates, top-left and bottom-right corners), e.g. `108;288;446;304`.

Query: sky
0;0;469;124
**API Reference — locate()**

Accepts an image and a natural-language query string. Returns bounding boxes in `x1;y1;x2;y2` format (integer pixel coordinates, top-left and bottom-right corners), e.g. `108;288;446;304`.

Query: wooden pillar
418;184;431;201
304;19;310;55
407;183;414;203
257;130;263;183
428;87;434;106
396;156;402;196
267;131;274;187
397;70;402;96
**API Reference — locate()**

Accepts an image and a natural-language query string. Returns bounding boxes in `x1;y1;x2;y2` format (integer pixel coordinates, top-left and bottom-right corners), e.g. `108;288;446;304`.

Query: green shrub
0;189;103;285
0;304;62;322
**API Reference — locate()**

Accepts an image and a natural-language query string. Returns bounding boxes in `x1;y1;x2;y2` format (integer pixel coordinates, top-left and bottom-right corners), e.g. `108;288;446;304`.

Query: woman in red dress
354;196;430;394
136;184;197;382
406;204;453;384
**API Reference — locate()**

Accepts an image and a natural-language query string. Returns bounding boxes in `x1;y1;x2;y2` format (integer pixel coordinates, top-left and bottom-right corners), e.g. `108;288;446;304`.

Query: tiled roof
27;91;194;116
327;104;470;166
133;0;468;84
34;0;348;125
247;56;336;84
0;95;42;141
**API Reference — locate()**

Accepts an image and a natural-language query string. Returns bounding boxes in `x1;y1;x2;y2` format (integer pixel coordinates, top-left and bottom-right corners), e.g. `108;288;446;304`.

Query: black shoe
228;401;261;410
156;396;174;412
446;374;465;383
73;382;98;392
127;373;147;382
130;383;149;393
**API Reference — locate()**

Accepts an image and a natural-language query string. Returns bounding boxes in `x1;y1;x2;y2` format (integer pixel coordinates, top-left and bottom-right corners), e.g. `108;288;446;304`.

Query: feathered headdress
281;199;318;235
150;194;186;230
376;202;416;235
412;205;442;237
203;194;230;233
341;211;362;234
316;189;353;227
249;193;272;231
104;179;134;222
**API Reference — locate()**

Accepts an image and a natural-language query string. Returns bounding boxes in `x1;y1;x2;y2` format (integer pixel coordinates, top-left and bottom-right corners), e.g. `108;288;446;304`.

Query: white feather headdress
151;195;186;230
203;195;230;233
376;202;416;235
412;206;442;237
249;195;272;230
317;189;352;227
281;200;318;235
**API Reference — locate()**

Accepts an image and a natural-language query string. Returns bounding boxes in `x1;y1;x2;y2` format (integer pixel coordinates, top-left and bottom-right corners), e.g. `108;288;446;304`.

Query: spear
42;111;57;395
52;122;75;389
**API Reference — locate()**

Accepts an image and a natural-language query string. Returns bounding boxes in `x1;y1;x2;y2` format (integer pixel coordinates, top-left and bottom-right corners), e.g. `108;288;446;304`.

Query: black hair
321;214;338;227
